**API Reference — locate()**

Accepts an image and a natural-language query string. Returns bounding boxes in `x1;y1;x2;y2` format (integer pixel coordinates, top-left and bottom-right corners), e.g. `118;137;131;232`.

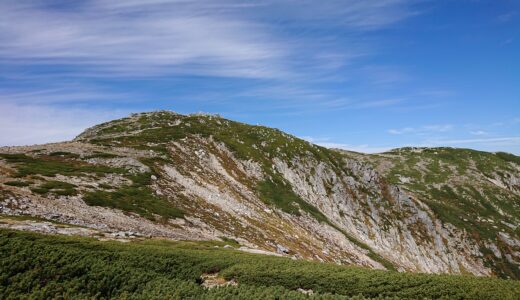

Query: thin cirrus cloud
387;124;453;135
425;137;520;147
0;87;132;105
0;0;417;79
0;102;129;146
230;83;406;114
0;1;288;79
469;130;488;136
301;136;393;153
0;0;430;147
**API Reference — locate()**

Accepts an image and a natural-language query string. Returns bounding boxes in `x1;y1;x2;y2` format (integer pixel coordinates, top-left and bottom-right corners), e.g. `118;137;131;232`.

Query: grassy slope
1;229;520;300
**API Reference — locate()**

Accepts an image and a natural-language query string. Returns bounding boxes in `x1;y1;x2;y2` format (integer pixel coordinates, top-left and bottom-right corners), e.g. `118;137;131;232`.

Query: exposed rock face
1;111;518;278
273;156;490;275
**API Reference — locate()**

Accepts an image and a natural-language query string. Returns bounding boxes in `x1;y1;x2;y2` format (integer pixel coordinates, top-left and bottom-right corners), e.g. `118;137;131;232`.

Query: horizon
1;1;519;154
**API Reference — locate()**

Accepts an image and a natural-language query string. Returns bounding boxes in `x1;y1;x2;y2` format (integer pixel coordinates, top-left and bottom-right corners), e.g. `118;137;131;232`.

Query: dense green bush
0;153;125;177
85;152;121;159
1;229;519;299
49;151;80;158
83;186;183;220
83;171;184;220
3;180;31;187
29;180;78;196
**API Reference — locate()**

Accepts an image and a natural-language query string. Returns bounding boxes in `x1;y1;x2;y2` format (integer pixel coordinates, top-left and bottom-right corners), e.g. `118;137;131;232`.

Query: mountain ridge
1;110;519;278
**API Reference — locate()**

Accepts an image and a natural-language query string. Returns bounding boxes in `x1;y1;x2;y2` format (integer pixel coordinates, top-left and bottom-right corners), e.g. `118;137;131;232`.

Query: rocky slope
1;111;518;278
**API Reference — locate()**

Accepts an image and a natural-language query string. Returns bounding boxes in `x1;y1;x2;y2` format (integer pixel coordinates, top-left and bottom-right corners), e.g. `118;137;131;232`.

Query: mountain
1;111;519;279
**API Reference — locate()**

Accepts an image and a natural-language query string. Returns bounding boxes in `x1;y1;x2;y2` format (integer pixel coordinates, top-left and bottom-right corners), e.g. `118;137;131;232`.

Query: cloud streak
301;136;393;153
0;102;129;146
0;1;289;79
0;0;418;79
0;0;432;147
388;124;453;135
426;137;520;146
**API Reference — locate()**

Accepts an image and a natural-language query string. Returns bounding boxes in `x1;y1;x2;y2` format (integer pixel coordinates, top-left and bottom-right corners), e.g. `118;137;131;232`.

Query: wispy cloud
360;65;411;86
425;137;520;147
356;98;405;108
301;136;392;153
0;102;129;146
497;11;516;23
0;0;429;146
0;2;288;79
318;142;393;154
302;134;520;155
388;124;453;135
0;0;418;79
0;87;131;105
469;130;488;136
501;38;514;46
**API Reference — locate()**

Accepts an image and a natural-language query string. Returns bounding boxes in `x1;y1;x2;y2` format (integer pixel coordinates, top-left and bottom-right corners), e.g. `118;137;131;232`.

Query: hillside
1;111;519;280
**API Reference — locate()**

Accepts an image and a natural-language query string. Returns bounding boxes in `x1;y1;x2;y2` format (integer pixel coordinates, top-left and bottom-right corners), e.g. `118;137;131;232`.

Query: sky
1;0;519;154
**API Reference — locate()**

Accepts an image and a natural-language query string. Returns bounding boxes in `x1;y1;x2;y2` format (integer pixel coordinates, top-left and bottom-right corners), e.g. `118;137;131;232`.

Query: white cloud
0;1;288;79
301;134;520;155
387;124;453;135
0;86;131;105
266;0;419;30
356;98;405;108
360;65;411;86
235;84;405;113
0;103;129;146
0;0;418;79
498;11;516;23
469;130;488;136
388;127;413;135
0;0;424;146
316;142;393;154
426;137;520;146
301;136;393;153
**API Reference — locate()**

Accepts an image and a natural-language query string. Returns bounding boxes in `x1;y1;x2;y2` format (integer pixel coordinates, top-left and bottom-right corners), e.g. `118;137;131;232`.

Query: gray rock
276;244;290;254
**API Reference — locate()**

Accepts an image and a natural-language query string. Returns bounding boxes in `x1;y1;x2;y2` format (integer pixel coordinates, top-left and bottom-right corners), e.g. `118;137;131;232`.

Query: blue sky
1;0;519;154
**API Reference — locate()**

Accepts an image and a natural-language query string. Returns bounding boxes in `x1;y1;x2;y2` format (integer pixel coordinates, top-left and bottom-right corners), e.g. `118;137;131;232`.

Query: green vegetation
374;148;520;236
0;153;125;178
1;229;519;299
366;147;520;278
75;112;410;271
86;112;347;221
5;112;517;283
83;187;183;220
30;180;78;196
496;152;520;165
219;236;240;247
83;172;183;220
0;153;31;162
98;183;113;189
1;147;183;221
85;152;120;159
49;151;80;158
259;176;315;217
3;180;31;187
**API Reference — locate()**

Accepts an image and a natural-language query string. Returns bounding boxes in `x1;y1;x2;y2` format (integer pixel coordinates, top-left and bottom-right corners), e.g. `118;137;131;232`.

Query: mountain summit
1;111;519;278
